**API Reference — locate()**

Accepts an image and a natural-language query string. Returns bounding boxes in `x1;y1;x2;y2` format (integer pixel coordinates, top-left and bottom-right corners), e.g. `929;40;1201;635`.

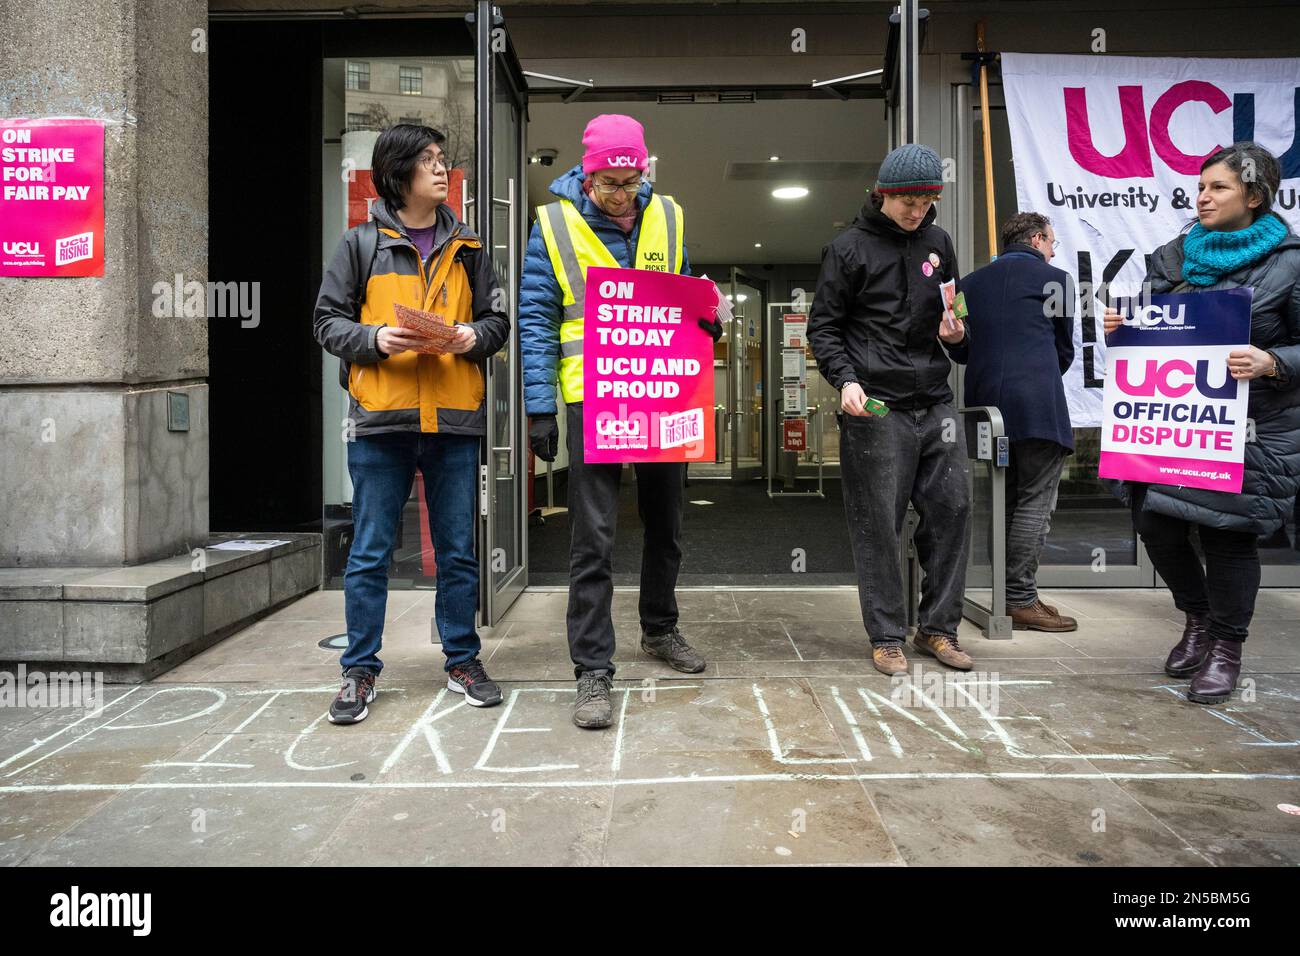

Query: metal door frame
726;267;768;481
475;2;530;624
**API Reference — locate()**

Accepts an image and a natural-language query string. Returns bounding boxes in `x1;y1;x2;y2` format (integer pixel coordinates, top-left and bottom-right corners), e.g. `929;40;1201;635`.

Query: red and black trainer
447;657;503;707
328;667;377;725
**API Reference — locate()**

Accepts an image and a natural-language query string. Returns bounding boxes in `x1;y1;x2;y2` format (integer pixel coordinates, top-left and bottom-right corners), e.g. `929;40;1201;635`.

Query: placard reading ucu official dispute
1099;288;1251;494
583;266;717;463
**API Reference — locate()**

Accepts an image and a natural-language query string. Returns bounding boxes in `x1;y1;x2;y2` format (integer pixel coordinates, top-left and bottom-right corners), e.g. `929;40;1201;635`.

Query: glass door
475;4;529;624
727;268;766;481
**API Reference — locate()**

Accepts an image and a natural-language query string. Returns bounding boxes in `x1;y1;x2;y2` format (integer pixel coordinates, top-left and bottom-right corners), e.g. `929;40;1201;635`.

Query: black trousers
565;403;684;677
1131;484;1260;643
839;404;972;645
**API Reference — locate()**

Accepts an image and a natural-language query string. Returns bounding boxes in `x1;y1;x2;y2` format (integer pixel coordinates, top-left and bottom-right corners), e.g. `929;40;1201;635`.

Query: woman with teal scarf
1105;142;1300;706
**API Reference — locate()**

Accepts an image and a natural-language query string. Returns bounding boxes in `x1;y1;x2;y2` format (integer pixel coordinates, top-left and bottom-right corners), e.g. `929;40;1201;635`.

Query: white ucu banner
1002;52;1300;427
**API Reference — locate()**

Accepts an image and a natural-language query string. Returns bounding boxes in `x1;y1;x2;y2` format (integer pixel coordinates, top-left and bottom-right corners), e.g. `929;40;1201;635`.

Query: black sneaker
641;626;706;673
573;670;614;729
328;667;376;724
447;657;503;707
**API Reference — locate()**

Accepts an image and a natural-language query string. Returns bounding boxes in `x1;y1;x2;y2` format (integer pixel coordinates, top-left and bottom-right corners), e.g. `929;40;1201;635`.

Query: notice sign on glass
0;118;105;276
583;266;717;463
783;418;807;452
1099;288;1251;494
783;313;808;348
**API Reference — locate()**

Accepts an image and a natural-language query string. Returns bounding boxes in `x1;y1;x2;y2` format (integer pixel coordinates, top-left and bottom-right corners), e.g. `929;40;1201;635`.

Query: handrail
901;405;1013;639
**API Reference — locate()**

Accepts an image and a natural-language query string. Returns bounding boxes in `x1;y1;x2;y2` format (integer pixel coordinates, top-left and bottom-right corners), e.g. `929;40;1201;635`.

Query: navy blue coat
519;164;691;416
947;242;1075;450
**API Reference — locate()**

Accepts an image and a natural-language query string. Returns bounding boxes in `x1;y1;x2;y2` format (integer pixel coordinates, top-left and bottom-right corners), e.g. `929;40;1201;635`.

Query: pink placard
1098;289;1251;495
583;266;717;463
0;118;105;277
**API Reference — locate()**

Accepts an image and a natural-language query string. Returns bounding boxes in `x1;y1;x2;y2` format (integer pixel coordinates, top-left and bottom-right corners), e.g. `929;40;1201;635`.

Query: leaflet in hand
393;302;458;353
939;279;968;333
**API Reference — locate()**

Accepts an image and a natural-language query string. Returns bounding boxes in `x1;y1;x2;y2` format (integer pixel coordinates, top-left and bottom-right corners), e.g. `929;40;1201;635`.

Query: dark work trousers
839;403;972;645
565;402;685;677
1130;483;1260;643
1004;439;1069;608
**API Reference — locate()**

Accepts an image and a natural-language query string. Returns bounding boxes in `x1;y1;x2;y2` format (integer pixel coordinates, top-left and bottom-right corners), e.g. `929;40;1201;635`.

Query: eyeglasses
1034;233;1060;251
417;153;448;171
591;179;643;195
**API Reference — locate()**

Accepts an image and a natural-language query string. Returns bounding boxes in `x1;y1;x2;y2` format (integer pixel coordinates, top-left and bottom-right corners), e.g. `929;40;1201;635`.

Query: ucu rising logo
1121;303;1186;327
606;155;640;168
1066;80;1300;177
3;241;40;256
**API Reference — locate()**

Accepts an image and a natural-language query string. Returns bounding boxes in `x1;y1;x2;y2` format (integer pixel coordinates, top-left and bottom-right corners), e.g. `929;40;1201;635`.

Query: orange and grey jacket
313;199;510;437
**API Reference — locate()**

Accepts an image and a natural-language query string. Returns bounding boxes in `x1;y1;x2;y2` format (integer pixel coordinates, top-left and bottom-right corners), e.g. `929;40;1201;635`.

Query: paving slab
2;587;1298;866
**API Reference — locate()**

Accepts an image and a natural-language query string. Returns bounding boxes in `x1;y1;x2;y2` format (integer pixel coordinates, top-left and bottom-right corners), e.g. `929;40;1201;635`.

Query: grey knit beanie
875;143;945;195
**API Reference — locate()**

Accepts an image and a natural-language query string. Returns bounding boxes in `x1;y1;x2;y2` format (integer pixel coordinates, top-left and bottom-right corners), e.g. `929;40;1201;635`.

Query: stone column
0;0;209;567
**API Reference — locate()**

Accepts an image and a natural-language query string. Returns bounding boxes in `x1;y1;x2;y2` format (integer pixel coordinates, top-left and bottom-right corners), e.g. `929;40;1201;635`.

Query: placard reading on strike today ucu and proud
1099;288;1252;494
583;266;717;463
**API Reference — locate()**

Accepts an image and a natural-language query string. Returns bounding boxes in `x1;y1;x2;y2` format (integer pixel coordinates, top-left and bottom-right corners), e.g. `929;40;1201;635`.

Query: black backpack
353;218;380;306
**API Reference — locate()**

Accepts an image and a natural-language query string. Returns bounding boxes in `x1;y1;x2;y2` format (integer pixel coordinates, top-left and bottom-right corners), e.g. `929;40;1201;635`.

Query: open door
473;2;529;625
726;267;767;481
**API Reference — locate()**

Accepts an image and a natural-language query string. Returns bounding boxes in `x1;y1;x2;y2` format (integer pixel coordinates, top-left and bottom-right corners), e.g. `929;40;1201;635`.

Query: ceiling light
736;294;748;302
754;242;762;248
769;155;780;161
772;186;808;200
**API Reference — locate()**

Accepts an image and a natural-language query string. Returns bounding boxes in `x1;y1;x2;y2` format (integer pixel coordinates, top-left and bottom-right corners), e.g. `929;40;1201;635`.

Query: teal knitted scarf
1182;213;1287;286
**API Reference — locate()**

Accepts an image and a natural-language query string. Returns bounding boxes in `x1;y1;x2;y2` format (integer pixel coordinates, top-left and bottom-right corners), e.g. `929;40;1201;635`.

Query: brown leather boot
912;632;973;670
1164;612;1212;678
872;643;909;676
1010;599;1078;632
1187;639;1243;705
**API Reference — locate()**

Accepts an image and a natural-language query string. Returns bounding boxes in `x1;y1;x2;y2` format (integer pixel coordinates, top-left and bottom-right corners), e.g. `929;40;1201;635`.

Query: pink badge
921;261;934;277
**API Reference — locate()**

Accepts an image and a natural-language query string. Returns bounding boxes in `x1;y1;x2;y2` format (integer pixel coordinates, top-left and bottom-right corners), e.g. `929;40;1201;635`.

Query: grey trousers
1004;439;1069;608
839;403;972;645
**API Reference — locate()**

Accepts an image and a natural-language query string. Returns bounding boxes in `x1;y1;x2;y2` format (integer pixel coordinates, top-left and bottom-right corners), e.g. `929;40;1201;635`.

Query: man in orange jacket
314;124;509;723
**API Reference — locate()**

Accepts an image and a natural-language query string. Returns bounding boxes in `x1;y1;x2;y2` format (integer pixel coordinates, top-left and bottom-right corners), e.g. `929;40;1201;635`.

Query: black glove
529;414;559;462
698;315;724;342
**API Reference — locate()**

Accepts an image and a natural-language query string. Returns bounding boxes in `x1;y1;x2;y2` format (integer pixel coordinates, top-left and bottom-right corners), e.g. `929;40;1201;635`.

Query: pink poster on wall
583;266;717;463
0;118;105;277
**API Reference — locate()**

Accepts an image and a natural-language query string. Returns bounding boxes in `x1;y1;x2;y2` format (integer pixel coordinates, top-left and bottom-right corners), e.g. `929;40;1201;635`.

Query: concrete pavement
2;586;1299;866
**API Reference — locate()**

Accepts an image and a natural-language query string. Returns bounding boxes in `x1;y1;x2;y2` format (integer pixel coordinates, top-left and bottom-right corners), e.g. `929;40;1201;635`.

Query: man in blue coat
519;114;722;730
947;212;1078;631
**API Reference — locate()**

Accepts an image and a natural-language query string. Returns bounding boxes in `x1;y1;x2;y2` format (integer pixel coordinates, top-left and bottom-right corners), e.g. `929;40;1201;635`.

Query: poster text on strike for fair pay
583;266;717;464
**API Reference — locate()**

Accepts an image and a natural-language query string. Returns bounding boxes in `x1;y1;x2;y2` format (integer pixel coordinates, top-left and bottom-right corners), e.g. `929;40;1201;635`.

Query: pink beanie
581;114;649;175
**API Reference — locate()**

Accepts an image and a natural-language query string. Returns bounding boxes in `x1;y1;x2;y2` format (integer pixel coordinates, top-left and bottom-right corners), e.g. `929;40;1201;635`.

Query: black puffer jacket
1114;214;1300;534
808;203;960;410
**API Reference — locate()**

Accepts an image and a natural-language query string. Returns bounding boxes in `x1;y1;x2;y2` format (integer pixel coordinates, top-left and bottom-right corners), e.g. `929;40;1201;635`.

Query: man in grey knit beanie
808;142;975;677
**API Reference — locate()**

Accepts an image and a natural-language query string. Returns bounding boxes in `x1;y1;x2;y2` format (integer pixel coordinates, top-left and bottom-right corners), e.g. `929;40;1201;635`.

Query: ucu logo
597;418;642;436
606;155;640;168
3;241;39;255
1066;81;1300;177
1121;303;1186;327
1114;358;1236;398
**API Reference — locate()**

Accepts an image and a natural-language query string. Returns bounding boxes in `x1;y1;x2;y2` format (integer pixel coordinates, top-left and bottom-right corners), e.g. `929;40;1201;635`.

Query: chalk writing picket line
0;676;1296;794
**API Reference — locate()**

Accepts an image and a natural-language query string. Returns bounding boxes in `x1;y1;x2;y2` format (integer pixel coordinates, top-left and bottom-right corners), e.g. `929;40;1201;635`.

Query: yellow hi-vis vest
536;194;685;403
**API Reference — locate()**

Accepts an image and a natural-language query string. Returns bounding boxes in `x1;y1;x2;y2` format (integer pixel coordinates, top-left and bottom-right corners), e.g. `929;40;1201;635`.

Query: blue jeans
341;432;481;675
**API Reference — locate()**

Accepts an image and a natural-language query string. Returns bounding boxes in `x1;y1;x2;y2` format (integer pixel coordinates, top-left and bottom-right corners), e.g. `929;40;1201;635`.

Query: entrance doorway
523;94;884;584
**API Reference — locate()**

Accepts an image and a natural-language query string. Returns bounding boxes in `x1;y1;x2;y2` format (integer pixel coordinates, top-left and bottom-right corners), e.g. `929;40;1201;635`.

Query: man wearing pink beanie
519;114;724;730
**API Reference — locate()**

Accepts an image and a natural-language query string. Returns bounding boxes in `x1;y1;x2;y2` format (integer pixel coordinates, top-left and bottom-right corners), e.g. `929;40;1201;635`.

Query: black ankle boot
1187;639;1243;705
1164;612;1212;678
